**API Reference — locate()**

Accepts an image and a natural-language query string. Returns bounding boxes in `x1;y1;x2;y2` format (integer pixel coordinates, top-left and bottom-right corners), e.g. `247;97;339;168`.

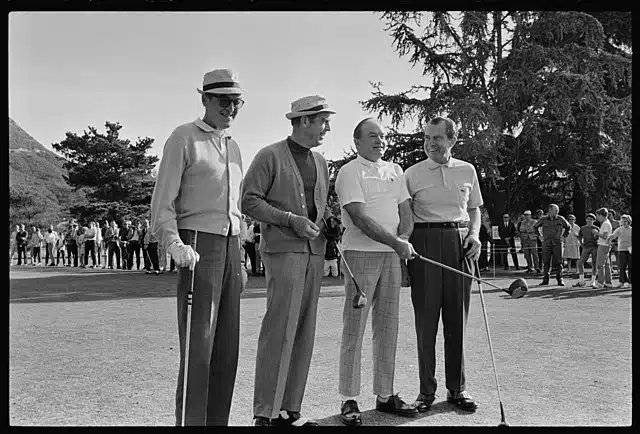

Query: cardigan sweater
241;139;331;255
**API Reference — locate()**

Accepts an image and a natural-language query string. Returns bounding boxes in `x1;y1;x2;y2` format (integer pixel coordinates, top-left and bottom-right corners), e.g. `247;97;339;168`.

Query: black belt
415;222;468;229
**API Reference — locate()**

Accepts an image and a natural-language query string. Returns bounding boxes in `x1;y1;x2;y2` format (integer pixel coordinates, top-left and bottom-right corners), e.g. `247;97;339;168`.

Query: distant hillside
9;117;75;213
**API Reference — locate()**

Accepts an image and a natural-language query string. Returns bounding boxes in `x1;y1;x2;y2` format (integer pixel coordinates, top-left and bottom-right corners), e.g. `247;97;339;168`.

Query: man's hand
167;241;200;270
463;233;481;261
393;238;416;260
290;214;321;240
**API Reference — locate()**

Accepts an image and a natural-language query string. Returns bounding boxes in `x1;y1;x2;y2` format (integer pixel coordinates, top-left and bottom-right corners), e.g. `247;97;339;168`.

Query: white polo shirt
335;155;410;252
597;219;612;246
405;157;483;223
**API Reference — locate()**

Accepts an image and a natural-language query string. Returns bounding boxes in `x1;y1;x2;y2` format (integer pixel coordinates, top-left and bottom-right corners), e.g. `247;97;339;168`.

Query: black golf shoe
375;394;418;417
253;416;271;427
539;279;549;286
447;390;478;412
414;393;436;412
340;400;362;426
271;410;319;427
557;279;565;286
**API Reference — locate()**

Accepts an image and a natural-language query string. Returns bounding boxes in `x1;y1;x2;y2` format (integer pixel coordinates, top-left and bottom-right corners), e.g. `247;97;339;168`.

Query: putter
181;230;198;426
322;217;366;308
473;259;509;427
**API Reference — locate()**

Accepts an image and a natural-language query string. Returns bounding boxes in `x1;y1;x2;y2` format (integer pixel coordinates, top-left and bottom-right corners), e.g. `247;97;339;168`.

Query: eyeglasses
211;95;245;109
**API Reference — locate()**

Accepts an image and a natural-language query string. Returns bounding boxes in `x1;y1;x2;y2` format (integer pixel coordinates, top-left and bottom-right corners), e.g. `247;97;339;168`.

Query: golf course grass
9;265;631;426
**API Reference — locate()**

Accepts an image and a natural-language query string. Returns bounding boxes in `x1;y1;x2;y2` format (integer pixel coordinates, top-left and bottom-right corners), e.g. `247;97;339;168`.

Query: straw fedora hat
197;69;245;95
285;95;336;120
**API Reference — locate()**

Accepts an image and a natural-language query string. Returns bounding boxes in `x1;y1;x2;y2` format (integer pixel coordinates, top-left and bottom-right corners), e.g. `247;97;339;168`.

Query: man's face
32;226;36;232
548;207;559;218
524;214;532;221
14;225;19;231
20;225;25;231
503;215;510;225
596;214;606;223
203;93;244;130
304;113;332;148
586;217;595;225
568;217;576;225
355;120;386;162
424;121;456;164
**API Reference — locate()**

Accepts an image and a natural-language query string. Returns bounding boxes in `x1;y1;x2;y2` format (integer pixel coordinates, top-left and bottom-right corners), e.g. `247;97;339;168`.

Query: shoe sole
340;416;362;426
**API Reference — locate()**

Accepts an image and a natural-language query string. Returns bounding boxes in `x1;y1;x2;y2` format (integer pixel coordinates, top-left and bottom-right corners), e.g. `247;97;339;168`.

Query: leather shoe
414;393;436;413
254;416;271;427
340;400;362;426
539;279;549;286
557;279;565;286
447;390;478;412
375;394;418;417
271;410;319;427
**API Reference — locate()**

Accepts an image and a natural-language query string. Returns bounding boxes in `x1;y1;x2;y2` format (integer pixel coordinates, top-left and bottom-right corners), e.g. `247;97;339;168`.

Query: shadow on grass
476;283;631;300
9;268;348;304
315;401;472;426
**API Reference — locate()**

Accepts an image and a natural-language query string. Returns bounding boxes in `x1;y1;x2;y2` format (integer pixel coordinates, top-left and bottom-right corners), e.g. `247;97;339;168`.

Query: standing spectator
143;223;161;275
534;209;545;266
65;219;79;267
127;220;142;270
29;226;44;266
16;224;28;265
243;217;257;273
242;94;334;427
9;224;19;266
84;222;98;268
498;214;520;270
120;220;132;270
56;228;66;266
77;226;87;268
563;214;581;274
44;225;58;266
105;220;121;269
323;215;341;277
593;208;613;288
478;222;492;272
533;204;570;286
253;222;262;275
140;219;150;272
517;210;541;274
608;209;621;272
608;214;632;288
94;221;104;268
573;213;600;287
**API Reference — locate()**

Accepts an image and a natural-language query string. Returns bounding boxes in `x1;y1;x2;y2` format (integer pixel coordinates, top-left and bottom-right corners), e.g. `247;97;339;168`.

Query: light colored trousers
595;245;612;285
253;251;324;419
339;251;401;397
323;258;338;276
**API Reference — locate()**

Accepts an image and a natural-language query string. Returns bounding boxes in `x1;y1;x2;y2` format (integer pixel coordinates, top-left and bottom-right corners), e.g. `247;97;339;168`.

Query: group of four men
150;69;484;426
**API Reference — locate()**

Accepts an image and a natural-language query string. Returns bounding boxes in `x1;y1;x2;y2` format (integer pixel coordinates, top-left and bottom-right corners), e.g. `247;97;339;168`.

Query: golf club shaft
321;217;365;298
473;259;507;425
412;253;503;292
181;230;198;426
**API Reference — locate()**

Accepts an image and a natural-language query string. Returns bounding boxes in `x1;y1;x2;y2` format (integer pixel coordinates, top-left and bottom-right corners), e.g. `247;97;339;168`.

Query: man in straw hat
150;68;247;426
242;95;335;427
334;117;417;426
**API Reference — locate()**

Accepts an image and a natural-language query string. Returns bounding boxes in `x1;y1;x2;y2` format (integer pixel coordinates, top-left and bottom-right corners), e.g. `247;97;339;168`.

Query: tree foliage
51;122;159;224
9;184;61;228
330;11;632;225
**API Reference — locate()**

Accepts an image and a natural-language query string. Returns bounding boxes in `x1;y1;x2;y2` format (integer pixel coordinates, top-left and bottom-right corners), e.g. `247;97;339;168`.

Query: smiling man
405;116;483;414
334;118;417;426
150;68;246;426
242;95;335;427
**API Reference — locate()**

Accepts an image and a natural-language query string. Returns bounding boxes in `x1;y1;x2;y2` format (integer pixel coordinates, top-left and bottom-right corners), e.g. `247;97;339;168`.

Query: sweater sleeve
241;146;290;227
150;129;187;251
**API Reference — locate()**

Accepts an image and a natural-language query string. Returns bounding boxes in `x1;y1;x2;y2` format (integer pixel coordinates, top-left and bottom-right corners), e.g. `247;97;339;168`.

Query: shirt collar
356;154;384;168
426;157;454;170
194;118;228;139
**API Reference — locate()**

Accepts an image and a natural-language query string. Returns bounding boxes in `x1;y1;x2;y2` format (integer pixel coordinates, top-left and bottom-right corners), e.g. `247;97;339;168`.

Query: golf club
412;253;527;298
322;217;366;308
473;259;509;427
181;230;198;427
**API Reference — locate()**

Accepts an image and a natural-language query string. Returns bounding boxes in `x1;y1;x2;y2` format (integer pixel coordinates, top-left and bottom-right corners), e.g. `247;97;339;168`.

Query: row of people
148;68;485;426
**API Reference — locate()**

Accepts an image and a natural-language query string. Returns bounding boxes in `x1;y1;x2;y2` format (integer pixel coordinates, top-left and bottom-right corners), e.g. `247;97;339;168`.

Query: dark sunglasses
211;95;244;109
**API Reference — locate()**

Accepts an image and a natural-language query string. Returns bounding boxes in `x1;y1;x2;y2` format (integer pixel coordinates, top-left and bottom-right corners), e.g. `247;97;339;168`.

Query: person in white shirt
83;222;97;268
9;224;19;266
593;207;613;288
44;225;58;266
335;118;416;425
608;214;632;288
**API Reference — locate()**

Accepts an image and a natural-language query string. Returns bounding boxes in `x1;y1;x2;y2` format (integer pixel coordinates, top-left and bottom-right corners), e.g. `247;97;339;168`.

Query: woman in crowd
563;214;581;274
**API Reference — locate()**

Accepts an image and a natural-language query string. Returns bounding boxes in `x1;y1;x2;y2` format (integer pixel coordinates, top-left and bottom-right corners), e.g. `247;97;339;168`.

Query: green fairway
9;266;632;426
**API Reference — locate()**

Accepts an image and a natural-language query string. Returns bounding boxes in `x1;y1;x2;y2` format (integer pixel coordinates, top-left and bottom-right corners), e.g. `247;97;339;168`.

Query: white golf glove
167;241;200;270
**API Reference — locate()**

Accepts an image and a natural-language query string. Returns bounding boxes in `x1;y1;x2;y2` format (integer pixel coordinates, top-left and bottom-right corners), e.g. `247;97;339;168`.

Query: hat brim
285;108;336;120
197;87;245;96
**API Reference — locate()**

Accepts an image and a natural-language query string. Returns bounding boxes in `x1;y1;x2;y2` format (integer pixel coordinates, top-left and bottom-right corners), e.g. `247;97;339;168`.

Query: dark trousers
127;241;141;270
17;245;27;265
244;241;257;274
31;246;41;263
498;238;519;268
66;243;78;266
617;251;631;284
84;240;97;266
142;246;150;270
537;238;543;265
146;242;160;271
108;242;121;268
175;230;241;426
120;242;129;269
407;226;473;396
478;242;489;269
542;242;563;280
56;248;65;265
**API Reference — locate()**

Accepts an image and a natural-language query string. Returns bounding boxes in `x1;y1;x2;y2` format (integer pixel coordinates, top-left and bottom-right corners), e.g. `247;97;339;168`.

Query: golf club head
352;292;367;309
497;421;509;427
507;278;528;298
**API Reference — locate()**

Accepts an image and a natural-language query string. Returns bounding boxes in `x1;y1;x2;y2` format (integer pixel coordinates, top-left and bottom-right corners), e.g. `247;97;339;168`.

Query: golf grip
473;259;507;425
321;217;365;298
181;230;198;426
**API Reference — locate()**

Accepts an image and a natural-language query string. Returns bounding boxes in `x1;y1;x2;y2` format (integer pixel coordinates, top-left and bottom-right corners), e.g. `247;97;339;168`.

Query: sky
9;12;427;166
